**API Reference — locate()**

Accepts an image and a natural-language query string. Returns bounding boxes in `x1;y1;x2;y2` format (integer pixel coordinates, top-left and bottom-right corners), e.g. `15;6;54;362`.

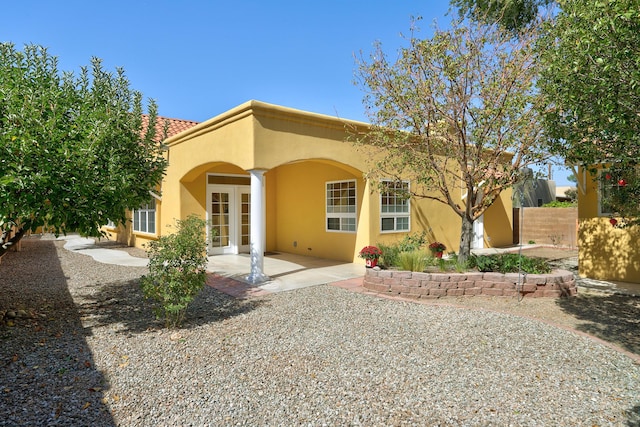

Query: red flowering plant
358;245;382;260
428;241;446;254
601;168;638;228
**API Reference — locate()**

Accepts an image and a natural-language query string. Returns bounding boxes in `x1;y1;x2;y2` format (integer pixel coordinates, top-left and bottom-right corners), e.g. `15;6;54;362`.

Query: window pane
148;214;155;234
381;217;395;231
343;218;356;231
380;180;410;232
397;217;409;230
326;180;357;232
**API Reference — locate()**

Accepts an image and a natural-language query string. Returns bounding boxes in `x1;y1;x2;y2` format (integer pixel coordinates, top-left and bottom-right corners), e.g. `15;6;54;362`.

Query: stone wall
513;207;578;247
363;268;577;298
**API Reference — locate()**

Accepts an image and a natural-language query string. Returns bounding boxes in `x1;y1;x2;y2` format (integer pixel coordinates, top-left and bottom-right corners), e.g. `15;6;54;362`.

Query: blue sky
3;0;572;185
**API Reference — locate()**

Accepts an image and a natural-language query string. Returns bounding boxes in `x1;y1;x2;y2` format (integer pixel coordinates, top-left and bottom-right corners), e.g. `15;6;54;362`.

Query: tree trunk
458;215;474;264
0;227;26;259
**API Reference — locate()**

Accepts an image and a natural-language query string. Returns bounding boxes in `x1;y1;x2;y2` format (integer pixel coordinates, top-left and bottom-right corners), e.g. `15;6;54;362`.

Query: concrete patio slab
59;235;365;293
206;253;365;293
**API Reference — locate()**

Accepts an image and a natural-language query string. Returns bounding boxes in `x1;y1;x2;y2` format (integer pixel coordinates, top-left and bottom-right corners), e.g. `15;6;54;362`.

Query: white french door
206;184;250;255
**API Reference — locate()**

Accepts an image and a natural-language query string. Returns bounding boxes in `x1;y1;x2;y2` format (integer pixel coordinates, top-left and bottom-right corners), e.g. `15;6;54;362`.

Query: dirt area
520;246;578;260
423;289;640;362
421;246;640;361
85;240;639;361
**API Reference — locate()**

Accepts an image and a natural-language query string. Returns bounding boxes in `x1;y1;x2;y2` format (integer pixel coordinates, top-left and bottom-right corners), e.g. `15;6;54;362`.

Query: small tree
0;43;167;256
355;17;549;262
140;215;208;328
538;0;640;222
451;0;556;34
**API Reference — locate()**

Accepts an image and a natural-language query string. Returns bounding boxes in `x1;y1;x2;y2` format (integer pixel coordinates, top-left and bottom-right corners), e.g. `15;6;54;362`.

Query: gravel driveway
1;236;639;426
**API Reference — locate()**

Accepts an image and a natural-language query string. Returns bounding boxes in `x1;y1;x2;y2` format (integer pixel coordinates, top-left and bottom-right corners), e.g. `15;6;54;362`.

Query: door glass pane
211;191;231;248
240;192;250;247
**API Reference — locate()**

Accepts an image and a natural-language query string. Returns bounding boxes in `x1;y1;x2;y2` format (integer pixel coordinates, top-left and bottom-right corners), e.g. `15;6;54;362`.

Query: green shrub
467;253;550;274
140;215;209;328
397;250;428;272
378;232;427;268
397;231;427;252
378;243;400;268
542;200;576;208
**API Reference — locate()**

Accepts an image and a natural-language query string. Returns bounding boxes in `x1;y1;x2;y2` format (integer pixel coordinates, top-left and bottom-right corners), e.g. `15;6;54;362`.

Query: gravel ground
1;236;639;426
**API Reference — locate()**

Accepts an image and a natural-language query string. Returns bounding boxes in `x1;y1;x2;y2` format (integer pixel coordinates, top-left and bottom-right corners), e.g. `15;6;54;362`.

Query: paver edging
363;268;577;299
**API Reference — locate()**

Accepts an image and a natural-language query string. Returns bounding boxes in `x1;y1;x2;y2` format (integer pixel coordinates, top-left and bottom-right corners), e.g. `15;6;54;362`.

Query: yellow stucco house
105;101;513;282
575;166;640;283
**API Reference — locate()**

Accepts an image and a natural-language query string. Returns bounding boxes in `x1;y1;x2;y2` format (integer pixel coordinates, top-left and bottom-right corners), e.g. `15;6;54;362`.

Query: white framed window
326;180;357;232
133;199;156;234
380;180;410;232
599;170;612;216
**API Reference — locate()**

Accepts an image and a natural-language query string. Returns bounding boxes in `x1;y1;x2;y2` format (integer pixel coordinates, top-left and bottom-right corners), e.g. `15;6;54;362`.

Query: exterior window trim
380;179;411;233
133;199;157;235
598;169;616;217
325;179;357;233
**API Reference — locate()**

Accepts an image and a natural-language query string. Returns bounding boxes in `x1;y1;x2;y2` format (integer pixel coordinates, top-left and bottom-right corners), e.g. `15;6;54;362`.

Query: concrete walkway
60;235;639;297
59;236;148;267
60;235;365;294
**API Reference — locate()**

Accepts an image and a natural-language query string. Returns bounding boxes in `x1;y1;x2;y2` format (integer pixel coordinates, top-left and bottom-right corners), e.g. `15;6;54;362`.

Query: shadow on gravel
555;294;640;357
0;239;115;426
627;405;640;427
76;277;265;334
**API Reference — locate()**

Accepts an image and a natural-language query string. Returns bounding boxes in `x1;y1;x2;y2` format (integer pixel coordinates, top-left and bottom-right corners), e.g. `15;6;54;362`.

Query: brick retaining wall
363;268;577;298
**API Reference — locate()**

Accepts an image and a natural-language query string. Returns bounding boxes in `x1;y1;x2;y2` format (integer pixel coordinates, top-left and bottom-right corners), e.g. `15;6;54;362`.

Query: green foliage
599;167;640;226
355;16;549;263
468;253;551;274
397;250;428;272
563;187;577;202
0;43;167;244
378;232;427;268
538;0;640;218
542;200;576;207
397;231;427;252
140;216;208;328
377;243;399;268
452;0;555;34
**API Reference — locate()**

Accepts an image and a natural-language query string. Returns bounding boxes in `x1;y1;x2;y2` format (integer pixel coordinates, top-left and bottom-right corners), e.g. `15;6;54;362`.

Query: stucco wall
108;101;516;264
273;161;362;261
577;166;640;283
483;189;513;248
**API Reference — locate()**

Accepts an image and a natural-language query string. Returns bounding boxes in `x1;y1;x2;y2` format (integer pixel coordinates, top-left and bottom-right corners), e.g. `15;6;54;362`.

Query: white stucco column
246;169;270;284
472;214;484;249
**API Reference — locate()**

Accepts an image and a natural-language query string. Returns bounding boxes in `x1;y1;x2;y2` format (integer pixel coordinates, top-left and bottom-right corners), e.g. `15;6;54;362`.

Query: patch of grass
397;250;428;272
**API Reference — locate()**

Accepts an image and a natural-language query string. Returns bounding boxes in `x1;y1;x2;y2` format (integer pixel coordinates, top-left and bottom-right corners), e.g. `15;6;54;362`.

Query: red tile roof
141;115;199;141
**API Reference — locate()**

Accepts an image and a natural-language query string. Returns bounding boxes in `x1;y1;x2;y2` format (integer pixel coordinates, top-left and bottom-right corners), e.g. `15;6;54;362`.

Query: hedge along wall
363;269;577;298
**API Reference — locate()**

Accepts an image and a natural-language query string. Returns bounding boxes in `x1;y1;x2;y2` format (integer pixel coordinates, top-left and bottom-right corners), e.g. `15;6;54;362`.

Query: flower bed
363;269;577;298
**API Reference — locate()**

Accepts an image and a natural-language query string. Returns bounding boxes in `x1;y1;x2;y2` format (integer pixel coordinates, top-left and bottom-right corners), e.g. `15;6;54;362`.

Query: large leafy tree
355;17;549;262
538;0;640;221
451;0;555;33
0;43;167;256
